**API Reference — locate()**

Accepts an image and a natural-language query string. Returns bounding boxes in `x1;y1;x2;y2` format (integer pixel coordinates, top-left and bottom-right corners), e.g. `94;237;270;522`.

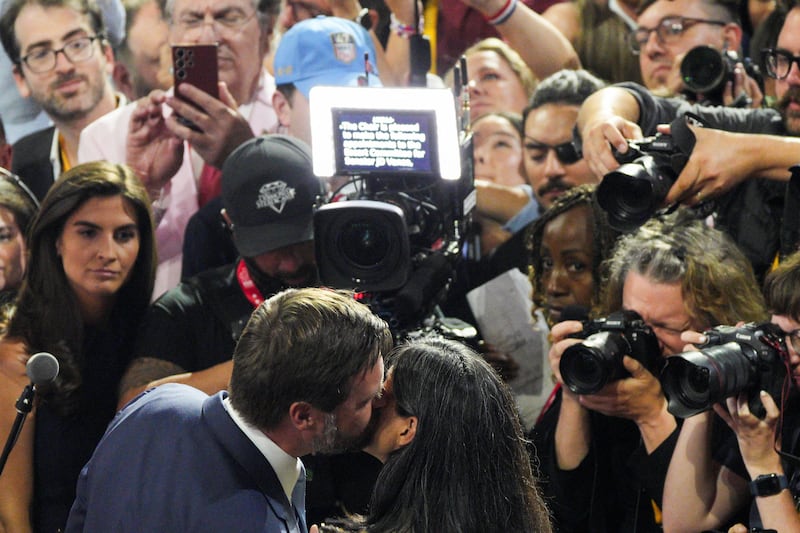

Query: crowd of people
0;0;799;531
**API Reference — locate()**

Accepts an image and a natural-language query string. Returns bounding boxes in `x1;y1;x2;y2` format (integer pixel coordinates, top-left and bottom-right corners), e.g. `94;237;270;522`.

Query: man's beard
778;85;800;136
310;413;361;455
34;71;106;123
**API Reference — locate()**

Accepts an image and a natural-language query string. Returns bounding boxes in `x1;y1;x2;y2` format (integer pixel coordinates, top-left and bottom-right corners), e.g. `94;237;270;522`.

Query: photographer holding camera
662;251;800;533
631;0;762;107
532;210;766;531
576;1;800;280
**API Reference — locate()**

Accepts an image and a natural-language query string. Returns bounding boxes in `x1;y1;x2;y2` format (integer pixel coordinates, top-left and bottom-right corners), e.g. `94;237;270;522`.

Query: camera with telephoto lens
680;45;763;106
560;310;663;395
596;114;697;232
661;322;789;419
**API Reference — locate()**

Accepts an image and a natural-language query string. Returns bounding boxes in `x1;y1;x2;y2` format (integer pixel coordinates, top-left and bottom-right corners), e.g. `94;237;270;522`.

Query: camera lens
339;219;391;268
560;331;630;394
597;156;674;232
681;45;727;95
662;343;753;418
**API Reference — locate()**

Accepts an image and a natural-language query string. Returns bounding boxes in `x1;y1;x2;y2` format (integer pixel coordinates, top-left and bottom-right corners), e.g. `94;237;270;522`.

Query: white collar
223;396;303;502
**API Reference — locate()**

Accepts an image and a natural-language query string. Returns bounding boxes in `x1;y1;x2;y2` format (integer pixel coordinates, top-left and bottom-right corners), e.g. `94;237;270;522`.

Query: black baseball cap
221;135;324;257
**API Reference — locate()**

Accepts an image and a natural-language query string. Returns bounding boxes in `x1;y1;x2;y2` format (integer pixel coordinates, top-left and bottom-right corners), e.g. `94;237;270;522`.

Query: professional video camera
309;86;476;336
559;310;662;395
596;113;699;232
680;45;763;106
661;322;790;419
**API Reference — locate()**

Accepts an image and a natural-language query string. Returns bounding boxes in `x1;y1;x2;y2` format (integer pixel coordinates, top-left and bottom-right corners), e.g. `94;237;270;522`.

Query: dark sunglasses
524;139;582;165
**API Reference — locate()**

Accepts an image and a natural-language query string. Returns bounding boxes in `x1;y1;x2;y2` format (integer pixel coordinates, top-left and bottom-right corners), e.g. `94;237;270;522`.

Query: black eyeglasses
524;139;581;165
762;48;800;80
628;16;728;54
19;34;104;74
0;168;40;209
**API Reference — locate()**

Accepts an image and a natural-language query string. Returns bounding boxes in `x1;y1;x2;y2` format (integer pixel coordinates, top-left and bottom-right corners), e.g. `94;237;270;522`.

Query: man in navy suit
65;287;391;532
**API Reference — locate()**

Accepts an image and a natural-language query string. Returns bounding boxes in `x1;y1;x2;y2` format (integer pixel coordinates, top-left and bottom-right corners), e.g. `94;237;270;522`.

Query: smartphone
171;44;219;132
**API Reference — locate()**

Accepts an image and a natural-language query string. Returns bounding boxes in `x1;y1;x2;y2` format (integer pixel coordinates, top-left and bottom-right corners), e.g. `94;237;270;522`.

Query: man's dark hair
523;69;605;125
764;251;800;322
0;0;106;64
637;0;741;25
229;287;392;429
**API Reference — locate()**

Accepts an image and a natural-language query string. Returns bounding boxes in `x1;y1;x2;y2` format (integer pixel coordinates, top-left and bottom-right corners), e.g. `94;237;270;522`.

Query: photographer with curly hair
532;210;766;531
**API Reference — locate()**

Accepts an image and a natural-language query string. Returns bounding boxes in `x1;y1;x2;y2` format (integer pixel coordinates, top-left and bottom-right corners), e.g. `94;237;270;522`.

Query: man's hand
479;342;520;382
714;391;783;475
719;63;763;109
664;124;755;205
165;81;255;168
578;356;667;424
126;90;185;196
580;116;643;180
547;320;585;392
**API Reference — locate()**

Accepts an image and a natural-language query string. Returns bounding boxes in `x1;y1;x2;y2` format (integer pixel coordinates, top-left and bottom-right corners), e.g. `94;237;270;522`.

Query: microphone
0;352;59;476
26;352;59;386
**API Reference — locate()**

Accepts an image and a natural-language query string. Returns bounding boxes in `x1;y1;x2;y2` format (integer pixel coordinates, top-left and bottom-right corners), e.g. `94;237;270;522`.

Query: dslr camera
680;45;762;106
595;113;698;232
661;322;789;419
560;310;662;395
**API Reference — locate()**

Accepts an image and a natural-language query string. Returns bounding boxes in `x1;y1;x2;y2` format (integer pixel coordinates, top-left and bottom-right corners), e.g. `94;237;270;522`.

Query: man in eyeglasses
77;0;282;298
0;0;121;201
632;0;761;106
577;0;800;280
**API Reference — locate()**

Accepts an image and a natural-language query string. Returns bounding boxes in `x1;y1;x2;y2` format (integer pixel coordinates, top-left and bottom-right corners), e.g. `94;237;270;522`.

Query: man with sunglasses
0;0;122;201
576;1;800;280
522;68;605;212
631;0;762;106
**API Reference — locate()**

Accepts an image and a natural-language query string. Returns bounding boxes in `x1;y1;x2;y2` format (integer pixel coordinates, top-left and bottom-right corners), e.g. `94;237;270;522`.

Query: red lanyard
235;259;265;308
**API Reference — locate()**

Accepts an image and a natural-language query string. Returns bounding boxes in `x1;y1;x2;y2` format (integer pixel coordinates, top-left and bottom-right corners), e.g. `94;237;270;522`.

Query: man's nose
543;149;565;177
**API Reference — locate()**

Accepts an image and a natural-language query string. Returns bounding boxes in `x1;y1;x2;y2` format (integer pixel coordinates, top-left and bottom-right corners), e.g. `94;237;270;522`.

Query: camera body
596;133;686;231
661;322;788;418
309;87;475;335
680;45;762;106
560;310;662;395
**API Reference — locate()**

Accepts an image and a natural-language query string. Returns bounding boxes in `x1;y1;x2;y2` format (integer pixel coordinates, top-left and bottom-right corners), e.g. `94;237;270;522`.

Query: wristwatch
749;473;789;497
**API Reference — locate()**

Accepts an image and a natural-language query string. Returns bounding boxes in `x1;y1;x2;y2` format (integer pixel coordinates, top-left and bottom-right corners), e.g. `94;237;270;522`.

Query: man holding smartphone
78;0;281;297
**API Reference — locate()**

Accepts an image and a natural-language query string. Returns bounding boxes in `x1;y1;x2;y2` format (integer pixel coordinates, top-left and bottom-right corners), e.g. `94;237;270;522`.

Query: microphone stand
0;383;36;476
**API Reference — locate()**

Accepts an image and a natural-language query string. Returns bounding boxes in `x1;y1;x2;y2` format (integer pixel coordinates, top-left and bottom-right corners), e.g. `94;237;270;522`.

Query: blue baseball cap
274;16;382;98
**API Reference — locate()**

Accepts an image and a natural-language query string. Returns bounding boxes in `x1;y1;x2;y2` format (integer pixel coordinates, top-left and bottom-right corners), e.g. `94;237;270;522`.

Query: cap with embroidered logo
274;16;382;98
221;135;324;257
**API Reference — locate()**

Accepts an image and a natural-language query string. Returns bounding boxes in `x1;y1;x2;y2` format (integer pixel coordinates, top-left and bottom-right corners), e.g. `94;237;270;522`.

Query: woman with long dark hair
0;161;156;532
323;338;553;533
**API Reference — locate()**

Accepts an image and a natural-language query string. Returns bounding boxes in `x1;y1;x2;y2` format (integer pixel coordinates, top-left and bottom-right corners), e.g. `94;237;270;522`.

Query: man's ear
112;62;134;100
12;63;31;99
272;90;292;129
288;401;316;430
397;416;417;447
722;23;743;52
